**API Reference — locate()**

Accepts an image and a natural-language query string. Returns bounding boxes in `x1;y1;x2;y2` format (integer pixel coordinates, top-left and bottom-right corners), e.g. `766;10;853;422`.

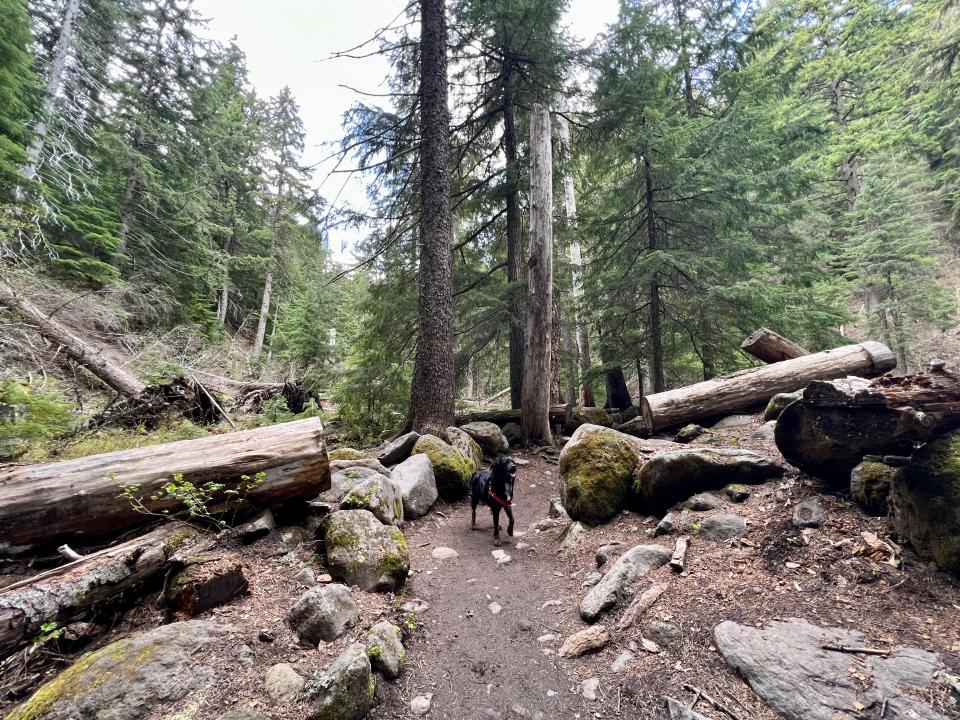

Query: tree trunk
520;104;554;444
558;117;594;407
504;87;524;409
0;417;330;552
0;524;203;656
457;405;571;428
563;315;576;406
551;294;563;404
408;0;455;436
0;282;146;397
741;328;810;363
251;266;273;360
599;328;632;411
641;341;897;433
643;157;666;392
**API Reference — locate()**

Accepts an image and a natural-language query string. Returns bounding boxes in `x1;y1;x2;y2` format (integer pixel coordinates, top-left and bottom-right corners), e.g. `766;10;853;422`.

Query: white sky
193;0;620;259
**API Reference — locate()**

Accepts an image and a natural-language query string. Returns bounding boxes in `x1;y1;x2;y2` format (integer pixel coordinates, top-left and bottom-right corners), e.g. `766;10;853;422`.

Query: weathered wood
740;328;810;363
0;524;203;656
456;404;571;428
641;341;896;433
670;536;689;573
0;282;146;397
617;582;669;630
775;368;960;483
0;418;330;552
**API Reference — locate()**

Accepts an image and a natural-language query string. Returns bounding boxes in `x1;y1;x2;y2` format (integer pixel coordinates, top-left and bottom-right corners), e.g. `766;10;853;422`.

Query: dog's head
491;454;517;502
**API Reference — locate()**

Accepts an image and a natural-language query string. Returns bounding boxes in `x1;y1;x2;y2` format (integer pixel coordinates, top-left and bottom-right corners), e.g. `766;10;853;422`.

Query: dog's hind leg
505;506;515;537
471;499;478;530
491;506;502;546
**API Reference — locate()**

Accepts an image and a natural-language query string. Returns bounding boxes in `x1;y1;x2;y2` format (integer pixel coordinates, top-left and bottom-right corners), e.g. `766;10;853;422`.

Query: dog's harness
486;478;512;509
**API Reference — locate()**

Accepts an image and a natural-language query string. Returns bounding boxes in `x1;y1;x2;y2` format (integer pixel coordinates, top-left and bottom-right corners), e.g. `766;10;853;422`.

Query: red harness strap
486;478;512;509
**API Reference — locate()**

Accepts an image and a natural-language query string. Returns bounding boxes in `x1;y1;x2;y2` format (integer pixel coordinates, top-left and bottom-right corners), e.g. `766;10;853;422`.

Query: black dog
470;454;517;546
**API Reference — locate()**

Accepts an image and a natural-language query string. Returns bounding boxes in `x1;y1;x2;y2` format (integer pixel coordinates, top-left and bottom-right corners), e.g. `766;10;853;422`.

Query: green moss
378;530;410;581
412;435;472;500
560;428;638;525
367;644;381;658
851;461;895;515
329;448;368;462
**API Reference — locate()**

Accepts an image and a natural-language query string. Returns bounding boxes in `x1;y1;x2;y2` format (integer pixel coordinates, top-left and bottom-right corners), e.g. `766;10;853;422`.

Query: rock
665;697;716;720
537;633;558;643
390;454;438;519
221;710;269;720
792;498;825;528
304;643;376;720
280;526;313;547
265;663;305;702
547;497;569;519
460;421;510;457
489;601;503;615
446;426;484;472
327;467;387;502
654;513;677;536
6;620;232;720
569;406;614;432
366;621;406;679
673;424;706;443
401;598;430;613
618;416;650;438
165;552;247;617
711;414;755;429
412;434;473;500
581;677;600;701
378;431;420;466
764;391;802;421
431;546;459;560
237;508;275;542
581;571;603;587
558;625;610;657
643;620;681;648
340;472;405;527
595;543;621;567
296;567;318;587
330;458;392;478
410;694;433;716
753;420;777;442
286;584;360;645
322;510;409;592
695;513;747;540
561;521;588;552
611;650;635;672
850;460;896;516
724;484;750;503
503;422;523;445
491;549;512;565
560;424;642;525
579;544;672;621
632;447;784;515
713;618;951;720
684;493;724;511
641;637;661;653
890;430;960;574
329;448;368;462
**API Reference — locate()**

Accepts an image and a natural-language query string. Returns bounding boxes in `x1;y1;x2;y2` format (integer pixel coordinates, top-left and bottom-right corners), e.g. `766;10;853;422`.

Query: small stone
285;584;359;645
643;620;681;648
511;704;530;718
264;663;305;703
581;678;600;701
711;414;754;429
518;619;533;631
684;493;724;511
537;633;558;643
558;625;610;658
611;650;635;672
548;498;570;519
641;637;661;653
695;514;747;540
595;543;621;567
410;694;433;716
489;602;503;615
492;549;512;565
366;621;406;679
654;513;676;537
561;521;588;552
295;567;317;587
540;599;562;609
753;421;777;442
237;509;275;542
792;498;825;528
402;599;430;613
516;541;531;550
581;571;603;587
674;424;707;443
431;546;459;560
317;573;333;583
725;484;750;503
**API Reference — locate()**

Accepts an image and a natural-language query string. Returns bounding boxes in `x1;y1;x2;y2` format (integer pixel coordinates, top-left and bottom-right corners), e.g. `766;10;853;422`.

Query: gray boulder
265;663;306;702
560;424;642;525
579;544;672;622
237;508;275;542
503;421;523;445
390;454;438;519
632;447;784;515
673;424;706;443
446;426;483;472
286;584;360;645
326;467;386;502
322;510;409;592
330;458;392;478
618;416;650;438
713;618;950;720
305;643;376;720
850;460;896;516
792;497;825;528
695;513;747;540
366;621;406;679
753;420;777;442
341;473;405;527
654;512;677;536
595;543;621;567
460;421;509;457
378;431;420;466
764;391;802;421
711;414;755;429
6;620;232;720
684;493;724;511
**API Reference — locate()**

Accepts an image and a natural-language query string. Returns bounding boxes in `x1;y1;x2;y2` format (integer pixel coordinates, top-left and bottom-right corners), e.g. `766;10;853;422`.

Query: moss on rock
322;510;409;592
329;448;368;462
412;435;473;500
850;460;896;516
559;424;639;525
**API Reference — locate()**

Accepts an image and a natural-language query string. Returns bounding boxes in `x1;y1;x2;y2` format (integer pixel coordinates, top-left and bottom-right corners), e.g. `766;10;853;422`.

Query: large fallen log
0;281;146;397
641;341;896;433
740;328;810;363
456;404;571;428
0;417;330;553
775;367;960;483
0;524;203;657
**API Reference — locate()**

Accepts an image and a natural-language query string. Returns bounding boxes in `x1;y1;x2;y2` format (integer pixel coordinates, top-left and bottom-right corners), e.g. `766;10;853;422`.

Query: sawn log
740;328;810;363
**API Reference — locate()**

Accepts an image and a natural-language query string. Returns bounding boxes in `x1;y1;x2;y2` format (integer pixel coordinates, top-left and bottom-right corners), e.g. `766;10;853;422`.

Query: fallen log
775;367;960;483
617;582;668;630
0;523;203;657
641;341;896;433
740;328;809;363
0;417;330;553
0;281;146;397
456;404;571;428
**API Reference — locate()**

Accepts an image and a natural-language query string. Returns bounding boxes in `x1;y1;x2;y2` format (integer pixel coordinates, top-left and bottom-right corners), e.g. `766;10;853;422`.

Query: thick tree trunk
599;328;632;411
558;117;594;407
741;328;810;363
0;524;203;656
0;282;146;397
408;0;455;436
520;104;554;444
504;90;525;409
251;266;273;360
641;341;896;433
0;418;330;552
644;157;666;392
551;294;563;404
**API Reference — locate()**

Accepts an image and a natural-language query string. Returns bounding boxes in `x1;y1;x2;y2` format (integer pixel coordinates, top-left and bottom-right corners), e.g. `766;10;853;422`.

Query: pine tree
0;0;38;196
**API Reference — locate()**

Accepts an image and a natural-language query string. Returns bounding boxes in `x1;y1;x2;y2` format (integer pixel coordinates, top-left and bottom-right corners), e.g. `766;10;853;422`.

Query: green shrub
0;379;78;460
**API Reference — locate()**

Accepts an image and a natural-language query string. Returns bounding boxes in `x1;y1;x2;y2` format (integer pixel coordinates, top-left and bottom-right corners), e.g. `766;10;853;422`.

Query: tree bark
0;524;203;656
643;156;666;392
0;282;146;397
408;0;455;436
740;328;810;363
599;328;632;411
641;341;897;433
504;87;525;409
251;266;273;360
551;294;563;404
520;104;554;444
0;417;330;552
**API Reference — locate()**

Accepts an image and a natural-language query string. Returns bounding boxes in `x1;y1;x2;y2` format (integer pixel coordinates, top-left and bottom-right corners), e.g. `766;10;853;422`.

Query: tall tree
0;0;38;197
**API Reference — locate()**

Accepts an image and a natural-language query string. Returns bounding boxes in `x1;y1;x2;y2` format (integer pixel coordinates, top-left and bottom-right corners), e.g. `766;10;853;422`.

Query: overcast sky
193;0;620;257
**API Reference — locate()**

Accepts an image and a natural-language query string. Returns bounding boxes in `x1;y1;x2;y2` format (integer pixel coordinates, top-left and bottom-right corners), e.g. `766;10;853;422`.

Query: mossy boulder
365;621;406;679
566;406;614;434
460;421;509;457
764;391;802;421
559;424;641;525
890;430;960;574
330;457;391;478
329;448;368;462
6;620;232;720
850;460;897;516
411;434;473;500
326;466;385;502
340;473;405;527
321;510;409;592
305;643;376;720
673;424;706;443
286;584;359;645
446;426;483;472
